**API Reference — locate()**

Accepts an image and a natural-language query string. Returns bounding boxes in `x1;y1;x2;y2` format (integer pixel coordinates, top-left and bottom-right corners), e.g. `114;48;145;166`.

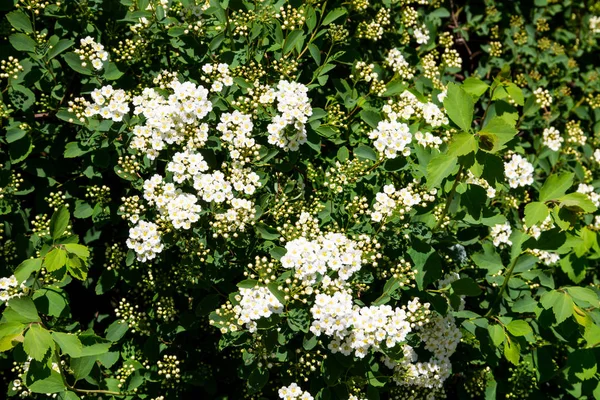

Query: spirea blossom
369;119;412;159
385;48;415;80
490;222;512;247
0;275;25;302
542;127;563;151
278;383;314;400
266;80;313;151
504;154;534;188
126;220;164;262
233;286;283;333
577;183;600;207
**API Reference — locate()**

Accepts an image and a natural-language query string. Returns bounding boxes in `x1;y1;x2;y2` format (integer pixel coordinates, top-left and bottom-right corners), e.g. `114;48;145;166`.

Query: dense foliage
2;0;600;398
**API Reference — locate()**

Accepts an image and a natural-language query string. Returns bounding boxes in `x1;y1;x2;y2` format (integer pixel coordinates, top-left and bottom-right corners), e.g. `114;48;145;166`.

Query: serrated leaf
503;335;520;365
461;77;489;98
557;193;597;213
52;332;83;357
451;278;482;296
426;154;457;188
14;258;42;282
49;206;70;240
8;296;40;322
539;172;574;202
44;248;67;272
24;325;54;361
506;320;532;336
479;117;517;152
106;320;129;342
6;10;33;33
443;82;474;132
488;324;504;346
448;133;477;157
63;243;89;260
524;202;549;227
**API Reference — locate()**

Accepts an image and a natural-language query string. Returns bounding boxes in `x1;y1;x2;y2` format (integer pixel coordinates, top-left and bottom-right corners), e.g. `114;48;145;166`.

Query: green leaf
478;117;517;152
106;320;129;342
48;39;74;60
461;77;489;98
8;296;40;322
539;172;574;202
488;324;504;346
322;8;347;25
506;320;532;336
552;292;575;324
506;83;524;106
443;82;474;132
78;334;112;357
247;367;269;393
451;278;482;296
63;243;89;260
524;202;549;227
504;335;521;365
27;371;66;393
255;223;279;240
24;325;54;361
558;193;597;213
103;62;124;80
355;144;378;161
34;288;69;317
63;52;93;76
70;356;96;381
49;206;70;240
565;287;600;308
14;258;42;282
9;33;36;52
448;133;477;157
6;10;33;33
44;248;67;272
52;332;83;357
283;30;303;54
426;154;457;188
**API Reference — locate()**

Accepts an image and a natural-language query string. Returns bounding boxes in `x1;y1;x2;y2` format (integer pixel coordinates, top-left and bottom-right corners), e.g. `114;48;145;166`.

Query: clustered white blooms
533;87;552;108
382;91;448;128
0;275;25;302
542;127;563;151
266;80;313;151
278;383;314;400
75;36;109;70
577;183;600;207
84;85;130;122
465;171;496;198
590;16;600;34
504;153;534;188
594;148;600;163
281;232;363;284
316;294;413;358
413;25;430;44
369;119;412;158
385;48;415;80
233;286;284;333
490;222;512;247
370;183;435;223
414;130;443;149
523;215;554;240
530;249;560;266
126;220;163;262
201;63;234;92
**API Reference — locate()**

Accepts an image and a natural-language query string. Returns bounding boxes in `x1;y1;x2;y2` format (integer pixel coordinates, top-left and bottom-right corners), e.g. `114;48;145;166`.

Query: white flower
504;154;534;188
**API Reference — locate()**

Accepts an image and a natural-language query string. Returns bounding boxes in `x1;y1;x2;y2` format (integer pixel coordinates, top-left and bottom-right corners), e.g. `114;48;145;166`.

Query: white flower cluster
413;25;430;44
594;149;600;163
84;85;130;122
530;249;560;266
414;131;443;149
369;119;412;158
577;183;600;207
534;87;552;108
127;80;212;159
371;183;435;222
382;91;448;128
542;127;563;151
523;215;554;240
504;154;534;188
465;171;496;198
216;111;257;159
201;63;234;92
75;36;109;70
0;275;25;302
319;298;412;359
126;220;163;262
385;48;415;80
280;233;363;284
234;286;283;333
278;383;314;400
266;81;313;151
212;198;255;233
142;175;202;229
590;16;600;34
166;149;209;183
490;222;512;247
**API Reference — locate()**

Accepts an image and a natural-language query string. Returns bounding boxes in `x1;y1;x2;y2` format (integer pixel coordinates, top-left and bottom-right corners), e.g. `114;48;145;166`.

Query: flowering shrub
2;0;600;399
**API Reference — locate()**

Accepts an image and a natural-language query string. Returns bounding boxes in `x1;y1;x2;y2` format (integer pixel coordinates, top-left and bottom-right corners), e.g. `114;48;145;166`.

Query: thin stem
433;164;464;231
484;255;520;318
